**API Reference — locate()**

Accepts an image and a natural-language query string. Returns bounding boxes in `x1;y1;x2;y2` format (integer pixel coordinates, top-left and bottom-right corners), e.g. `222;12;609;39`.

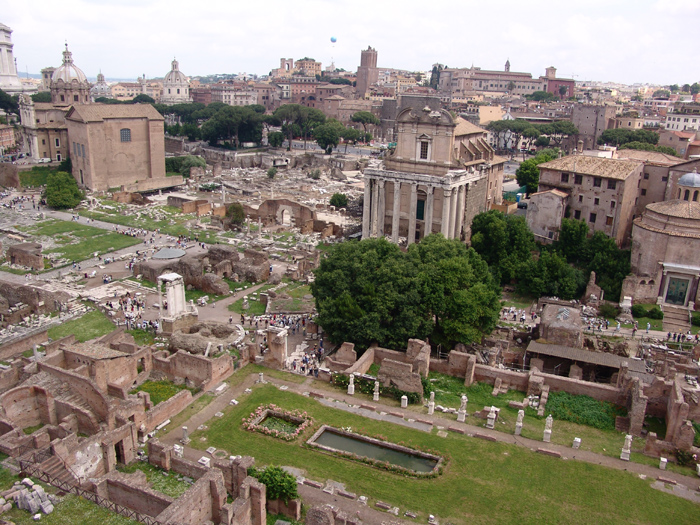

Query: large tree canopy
311;235;500;351
515;149;559;194
45;171;84;209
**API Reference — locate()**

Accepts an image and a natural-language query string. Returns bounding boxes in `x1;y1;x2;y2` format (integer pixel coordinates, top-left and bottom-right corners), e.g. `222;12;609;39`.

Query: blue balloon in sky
330;36;337;43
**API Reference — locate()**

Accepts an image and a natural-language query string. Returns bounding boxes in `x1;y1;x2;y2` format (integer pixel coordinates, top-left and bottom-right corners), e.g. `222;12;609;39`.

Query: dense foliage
514;149;560;194
311;235;501;350
619;141;679;157
268;131;284;148
517;250;586;299
329;193;348;208
553;219;631;301
546;391;627;431
165;155;206;178
226;202;245;225
45;171;84;209
598;129;659;147
248;465;298;502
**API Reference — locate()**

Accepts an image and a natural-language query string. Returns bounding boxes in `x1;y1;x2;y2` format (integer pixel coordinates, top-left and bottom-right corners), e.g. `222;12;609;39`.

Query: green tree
470;210;535;285
559;85;568;98
652;89;671;99
691;83;700;95
535;136;551;147
45;171;84;209
249;466;298;503
267;167;277;179
350;111;380;134
521;127;541;156
313;121;343;154
226;202;245;225
341;126;361;152
598;129;659;147
131;94;155;104
619;141;680;157
31;92;52;103
549;121;578;147
268;131;284;148
517;249;586;299
515;149;558;194
669;84;680;93
179;155;206;177
525;91;558;102
329;193;348;207
555;218;589;265
0;89;18;115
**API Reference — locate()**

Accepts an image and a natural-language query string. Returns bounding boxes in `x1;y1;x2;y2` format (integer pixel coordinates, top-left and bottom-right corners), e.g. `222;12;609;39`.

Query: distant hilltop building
50;44;91;105
161;58;191;105
90;71;111;101
0;23;37;95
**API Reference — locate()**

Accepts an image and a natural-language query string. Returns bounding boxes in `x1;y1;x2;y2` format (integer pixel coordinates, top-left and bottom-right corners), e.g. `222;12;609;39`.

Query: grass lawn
126;328;156;346
228;284;275;314
268;282;314;313
166;393;215;431
118;462;190;498
191;384;699;524
130;380;193;405
19;219;142;265
500;291;536;311
47;309;115;342
0;465;138;525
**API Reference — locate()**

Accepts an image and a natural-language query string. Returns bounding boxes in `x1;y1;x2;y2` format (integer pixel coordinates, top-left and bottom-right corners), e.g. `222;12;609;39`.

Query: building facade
356;46;379;97
362;98;492;245
536;155;644;246
0;23;35;96
571;105;617;150
161;59;191;105
65;104;171;192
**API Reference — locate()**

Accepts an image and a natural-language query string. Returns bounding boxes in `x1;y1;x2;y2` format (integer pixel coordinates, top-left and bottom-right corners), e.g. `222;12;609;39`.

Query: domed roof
51;44;88;84
678;169;700;188
164;58;188;85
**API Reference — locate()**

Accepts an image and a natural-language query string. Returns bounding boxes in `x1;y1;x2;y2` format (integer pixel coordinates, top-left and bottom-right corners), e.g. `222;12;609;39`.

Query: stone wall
143;389;192;432
0;163;20;188
96;471;173;517
0;328;48;361
37;362;111;422
156;470;227;524
164;136;185;154
152;350;233;390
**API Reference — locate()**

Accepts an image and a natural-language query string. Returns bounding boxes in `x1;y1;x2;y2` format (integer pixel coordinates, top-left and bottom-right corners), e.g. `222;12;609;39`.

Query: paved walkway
158;366;700;522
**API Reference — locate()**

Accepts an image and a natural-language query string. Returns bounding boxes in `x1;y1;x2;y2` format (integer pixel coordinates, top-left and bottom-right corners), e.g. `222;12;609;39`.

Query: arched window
120;129;131;142
684;189;690;200
694;190;699;202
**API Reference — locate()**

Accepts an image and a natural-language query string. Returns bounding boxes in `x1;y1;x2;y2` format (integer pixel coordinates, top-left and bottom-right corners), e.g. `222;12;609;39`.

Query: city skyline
3;0;699;85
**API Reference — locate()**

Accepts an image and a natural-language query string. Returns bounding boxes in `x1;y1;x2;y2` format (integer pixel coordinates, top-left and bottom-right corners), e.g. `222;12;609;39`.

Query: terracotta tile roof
66;103;164;122
614;149;684;166
646;200;700;219
531;188;569;199
539;155;642;180
66;343;128;360
453;117;486;137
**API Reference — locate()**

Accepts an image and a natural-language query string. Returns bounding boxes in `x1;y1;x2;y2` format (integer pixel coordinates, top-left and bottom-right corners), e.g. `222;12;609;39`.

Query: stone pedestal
457;410;466;423
373;392;379;402
515;422;523;436
257;372;265;383
173;444;184;458
572;437;581;449
428;402;435;415
515;409;524;436
401;395;408;408
181;426;190;445
486;407;497;429
347;384;354;395
543;430;551;443
373;381;379;402
659;457;667;470
620;434;632;461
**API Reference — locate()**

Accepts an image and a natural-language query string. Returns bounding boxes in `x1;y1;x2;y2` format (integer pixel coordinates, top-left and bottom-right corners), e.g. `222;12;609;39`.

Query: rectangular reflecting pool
307;426;441;474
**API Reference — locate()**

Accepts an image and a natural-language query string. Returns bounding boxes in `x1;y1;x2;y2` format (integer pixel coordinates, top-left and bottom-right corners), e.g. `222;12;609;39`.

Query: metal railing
18;447;164;525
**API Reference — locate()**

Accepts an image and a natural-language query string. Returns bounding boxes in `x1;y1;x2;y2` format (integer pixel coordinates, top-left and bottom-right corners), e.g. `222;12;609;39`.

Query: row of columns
363;178;466;243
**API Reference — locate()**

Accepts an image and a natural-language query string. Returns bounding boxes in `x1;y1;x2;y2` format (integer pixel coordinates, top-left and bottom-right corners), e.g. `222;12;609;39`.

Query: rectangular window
641;189;647;196
607;180;617;190
574;210;581;220
574;174;583;185
643;172;649;179
42;139;46;145
56;153;61;162
416;200;425;221
606;216;613;226
561;173;569;183
120;129;132;142
73;95;79;102
420;141;429;159
662;176;668;181
55;138;60;148
594;198;599;205
81;144;85;157
589;213;597;223
578;195;583;203
611;201;616;209
593;177;601;187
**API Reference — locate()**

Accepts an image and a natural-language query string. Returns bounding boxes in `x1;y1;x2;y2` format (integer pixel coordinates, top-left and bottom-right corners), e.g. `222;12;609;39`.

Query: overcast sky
3;0;699;85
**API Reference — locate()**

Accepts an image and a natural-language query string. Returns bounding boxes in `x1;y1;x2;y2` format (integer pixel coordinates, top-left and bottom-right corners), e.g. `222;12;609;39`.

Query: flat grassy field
130;380;193;405
191;384;699;524
118;462;190;498
47;309;115;342
18;219;141;264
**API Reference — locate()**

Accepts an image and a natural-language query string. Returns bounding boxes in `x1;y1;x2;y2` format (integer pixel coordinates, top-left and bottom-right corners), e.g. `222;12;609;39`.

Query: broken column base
543;430;551;443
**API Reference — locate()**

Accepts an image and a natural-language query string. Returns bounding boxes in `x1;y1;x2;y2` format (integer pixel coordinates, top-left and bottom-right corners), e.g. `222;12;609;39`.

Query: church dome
90;71;111;99
164;59;188;85
678;169;700;188
52;44;88;84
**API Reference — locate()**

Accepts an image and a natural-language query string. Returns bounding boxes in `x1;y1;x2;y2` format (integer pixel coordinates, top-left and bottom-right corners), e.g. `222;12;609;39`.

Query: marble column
454;184;466;240
441;188;452;238
391;181;401;243
448;187;458;240
371;178;379;236
408;183;418;245
424;186;434;237
362;178;372;239
377;180;386;237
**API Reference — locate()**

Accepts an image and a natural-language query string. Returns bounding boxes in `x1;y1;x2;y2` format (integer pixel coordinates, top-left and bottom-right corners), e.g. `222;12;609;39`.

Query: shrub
546;391;627;431
692;312;700;327
309;169;321;180
646;306;664;320
329;193;348;208
631;304;647;318
267;167;277;179
598;303;619;319
45;171;84;209
247;465;298;502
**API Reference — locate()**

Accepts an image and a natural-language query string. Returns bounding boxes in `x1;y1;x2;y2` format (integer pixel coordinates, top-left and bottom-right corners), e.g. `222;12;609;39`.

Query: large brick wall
0;329;48;361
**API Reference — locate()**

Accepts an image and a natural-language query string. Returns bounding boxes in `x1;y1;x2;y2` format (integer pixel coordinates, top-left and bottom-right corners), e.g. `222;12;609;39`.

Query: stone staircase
38;455;78;487
662;305;691;333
